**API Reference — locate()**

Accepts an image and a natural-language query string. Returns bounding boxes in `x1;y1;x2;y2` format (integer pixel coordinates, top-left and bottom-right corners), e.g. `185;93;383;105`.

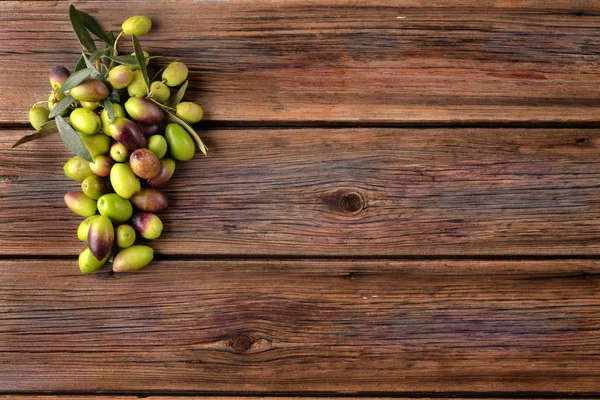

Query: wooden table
1;0;600;398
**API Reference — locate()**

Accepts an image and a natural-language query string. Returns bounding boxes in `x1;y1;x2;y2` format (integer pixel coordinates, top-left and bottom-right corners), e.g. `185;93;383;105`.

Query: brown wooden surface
2;259;600;393
2;0;600;397
3;127;600;256
2;0;600;124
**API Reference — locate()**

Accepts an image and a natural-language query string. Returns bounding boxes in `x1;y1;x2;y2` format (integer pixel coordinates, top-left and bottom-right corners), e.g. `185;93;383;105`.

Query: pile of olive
27;15;204;273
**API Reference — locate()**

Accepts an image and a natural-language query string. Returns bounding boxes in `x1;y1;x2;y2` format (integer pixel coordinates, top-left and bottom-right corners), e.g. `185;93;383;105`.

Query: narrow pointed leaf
12;120;59;148
82;52;97;71
104;55;139;67
55;115;93;162
132;35;150;91
102;99;115;123
58;68;92;93
168;80;188;107
88;47;107;62
69;5;96;52
165;111;208;155
79;10;113;45
48;95;76;118
74;55;87;72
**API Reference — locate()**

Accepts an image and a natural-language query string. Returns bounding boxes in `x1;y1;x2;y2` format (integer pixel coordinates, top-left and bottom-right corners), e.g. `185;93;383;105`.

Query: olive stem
113;31;124;56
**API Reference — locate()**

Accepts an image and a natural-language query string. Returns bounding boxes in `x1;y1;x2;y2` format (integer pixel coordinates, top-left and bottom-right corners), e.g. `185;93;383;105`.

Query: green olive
77;215;100;242
80;101;99;111
110;142;129;162
81;175;109;199
79;246;109;274
149;81;170;103
122;16;152;36
165;123;195;161
110;163;141;199
97;193;133;223
108;65;134;89
101;103;126;135
29;105;49;131
162;61;188;87
175;102;203;124
116;224;136;248
147;135;168;158
64;191;97;217
70;108;101;135
63;156;95;181
127;70;148;97
113;245;154;272
81;134;111;158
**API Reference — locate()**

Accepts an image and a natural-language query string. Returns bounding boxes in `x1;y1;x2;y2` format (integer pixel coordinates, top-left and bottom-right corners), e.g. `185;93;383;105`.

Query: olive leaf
102;99;115;123
78;10;113;45
12;120;60;148
132;35;150;92
104;55;139;67
55;115;93;162
168;80;188;107
69;5;96;53
82;51;98;71
49;95;76;118
58;68;93;93
88;48;107;62
74;55;87;72
164;111;208;155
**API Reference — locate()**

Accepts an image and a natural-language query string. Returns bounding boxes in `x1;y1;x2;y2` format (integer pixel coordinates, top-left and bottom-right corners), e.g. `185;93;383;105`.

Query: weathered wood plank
1;0;600;124
3;127;600;256
1;259;600;393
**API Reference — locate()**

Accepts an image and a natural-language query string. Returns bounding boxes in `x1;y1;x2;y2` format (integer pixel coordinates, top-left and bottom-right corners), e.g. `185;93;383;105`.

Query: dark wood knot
338;192;363;213
229;334;256;352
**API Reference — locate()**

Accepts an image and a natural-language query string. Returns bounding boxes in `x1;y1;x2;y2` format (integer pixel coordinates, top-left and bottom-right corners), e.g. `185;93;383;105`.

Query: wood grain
1;258;600;393
3;127;600;256
2;0;600;124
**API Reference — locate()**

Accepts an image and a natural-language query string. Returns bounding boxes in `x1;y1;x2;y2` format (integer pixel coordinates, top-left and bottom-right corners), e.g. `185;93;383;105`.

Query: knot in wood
229;334;256;352
337;191;364;214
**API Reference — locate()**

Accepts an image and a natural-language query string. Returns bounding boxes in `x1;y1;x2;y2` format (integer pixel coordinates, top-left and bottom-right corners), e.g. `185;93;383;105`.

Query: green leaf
82;52;97;71
12;120;59;148
48;95;76;118
74;55;87;72
55;115;93;162
58;68;92;93
78;10;113;45
104;55;139;67
102;99;115;123
69;5;96;52
132;35;150;92
88;48;107;62
165;111;208;155
168;80;188;107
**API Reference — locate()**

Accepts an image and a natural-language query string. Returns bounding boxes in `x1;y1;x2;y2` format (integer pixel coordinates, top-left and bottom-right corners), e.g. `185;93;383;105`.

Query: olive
175;102;203;124
49;66;70;90
79;247;109;274
110;163;141;199
29;105;49;131
97;193;133;223
101;103;126;135
127;70;148;97
108;117;147;150
129;148;161;179
77;215;100;242
70;108;101;135
69;78;109;102
110;142;130;162
108;65;134;89
89;154;114;177
162;61;188;87
81;175;109;199
147;135;168;158
63;156;94;181
64;191;97;217
137;124;160;137
147;158;176;187
132;212;163;240
80;101;99;111
112;245;154;272
81;134;111;157
149;81;170;103
122;16;152;36
88;215;114;261
165;123;195;161
124;97;163;125
130;188;168;212
116;224;136;248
